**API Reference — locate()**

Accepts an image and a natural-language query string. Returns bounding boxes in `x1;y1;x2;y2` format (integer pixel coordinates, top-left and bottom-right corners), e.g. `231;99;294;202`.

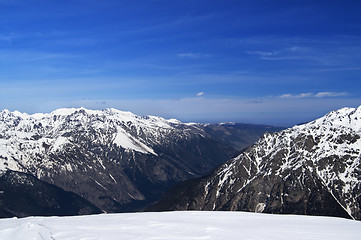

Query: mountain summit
149;106;361;220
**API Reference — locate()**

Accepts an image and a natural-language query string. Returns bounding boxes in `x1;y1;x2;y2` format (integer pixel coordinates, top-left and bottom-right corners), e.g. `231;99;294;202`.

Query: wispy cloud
242;35;361;71
279;93;313;99
315;67;361;72
314;92;348;98
246;46;310;61
0;31;68;45
246;51;276;58
196;92;204;97
279;92;348;99
177;53;212;58
0;33;16;44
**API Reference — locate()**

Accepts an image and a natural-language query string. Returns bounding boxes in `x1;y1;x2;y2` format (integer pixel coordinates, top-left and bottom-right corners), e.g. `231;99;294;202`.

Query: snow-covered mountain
1;211;360;240
150;106;361;220
0;107;280;215
0;107;231;213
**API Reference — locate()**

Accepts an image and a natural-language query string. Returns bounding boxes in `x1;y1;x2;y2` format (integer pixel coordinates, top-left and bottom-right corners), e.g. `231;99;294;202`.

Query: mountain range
0;107;281;217
149;106;361;220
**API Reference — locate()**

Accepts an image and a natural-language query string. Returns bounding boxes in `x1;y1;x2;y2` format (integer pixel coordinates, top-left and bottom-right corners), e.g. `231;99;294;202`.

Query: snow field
0;211;360;240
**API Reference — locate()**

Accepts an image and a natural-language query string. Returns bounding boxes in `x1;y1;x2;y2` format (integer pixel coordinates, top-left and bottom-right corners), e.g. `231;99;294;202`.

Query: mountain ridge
149;106;361;220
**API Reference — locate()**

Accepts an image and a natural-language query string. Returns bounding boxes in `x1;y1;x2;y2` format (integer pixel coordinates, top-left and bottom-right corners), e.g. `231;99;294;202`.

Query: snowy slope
0;211;360;240
150;106;361;220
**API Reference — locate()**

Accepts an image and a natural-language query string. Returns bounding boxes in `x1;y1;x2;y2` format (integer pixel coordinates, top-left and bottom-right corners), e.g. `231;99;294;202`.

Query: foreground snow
0;211;360;240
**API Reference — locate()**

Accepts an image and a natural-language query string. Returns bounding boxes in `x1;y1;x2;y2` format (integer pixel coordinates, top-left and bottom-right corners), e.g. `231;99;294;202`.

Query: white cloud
279;94;292;98
177;53;212;58
246;46;310;61
246;51;275;57
196;92;204;97
314;92;348;98
279;92;348;99
279;93;313;98
287;46;309;52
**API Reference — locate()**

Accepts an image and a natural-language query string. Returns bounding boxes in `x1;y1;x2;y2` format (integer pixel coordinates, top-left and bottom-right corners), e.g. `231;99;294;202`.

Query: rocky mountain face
0;107;278;215
149;106;361;220
0;170;101;218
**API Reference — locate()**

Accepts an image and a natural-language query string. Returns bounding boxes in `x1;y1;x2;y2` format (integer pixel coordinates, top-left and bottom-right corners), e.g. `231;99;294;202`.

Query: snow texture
0;211;360;240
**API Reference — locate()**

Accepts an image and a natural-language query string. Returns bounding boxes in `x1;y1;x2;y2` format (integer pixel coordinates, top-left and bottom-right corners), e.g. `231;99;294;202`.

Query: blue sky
1;0;360;126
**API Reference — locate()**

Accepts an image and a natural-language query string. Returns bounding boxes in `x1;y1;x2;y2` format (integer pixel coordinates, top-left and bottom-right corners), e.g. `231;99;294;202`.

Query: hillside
149;106;361;220
0;170;101;218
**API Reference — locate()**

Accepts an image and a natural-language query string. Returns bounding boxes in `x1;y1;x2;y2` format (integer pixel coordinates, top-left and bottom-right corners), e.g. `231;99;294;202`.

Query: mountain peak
302;105;361;133
13;107;183;128
50;107;90;116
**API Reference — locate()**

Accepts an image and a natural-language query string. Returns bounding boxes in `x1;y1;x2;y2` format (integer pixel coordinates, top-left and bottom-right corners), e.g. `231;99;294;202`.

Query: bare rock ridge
0;107;280;216
149;106;361;220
